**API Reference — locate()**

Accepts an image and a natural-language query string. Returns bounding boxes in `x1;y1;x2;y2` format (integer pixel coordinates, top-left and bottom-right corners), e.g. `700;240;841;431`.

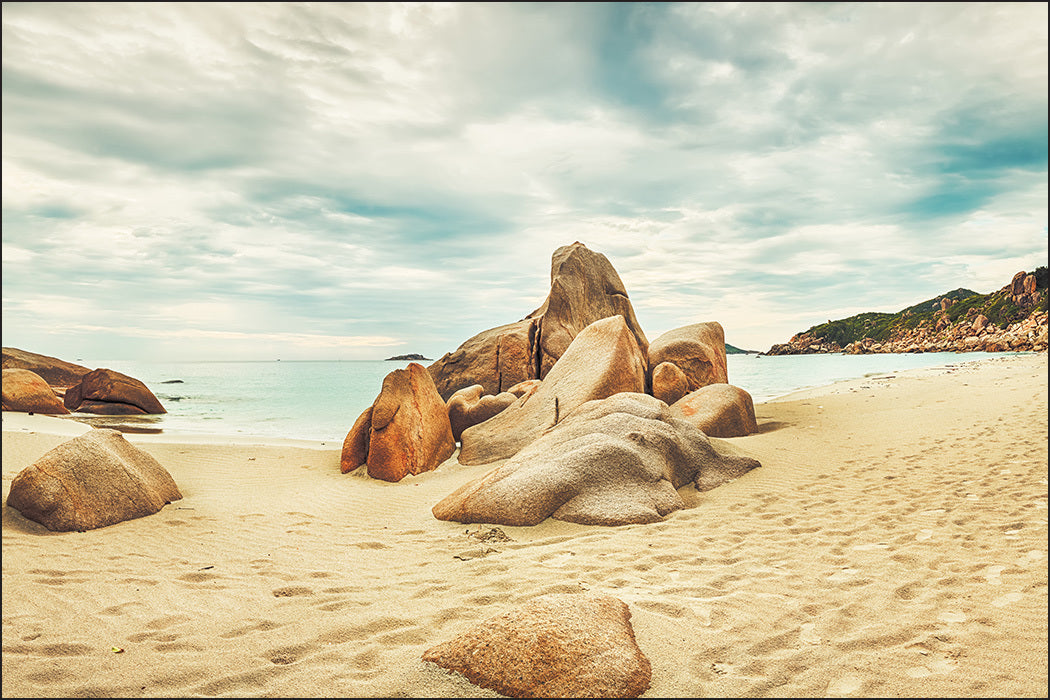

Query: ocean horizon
49;351;1024;443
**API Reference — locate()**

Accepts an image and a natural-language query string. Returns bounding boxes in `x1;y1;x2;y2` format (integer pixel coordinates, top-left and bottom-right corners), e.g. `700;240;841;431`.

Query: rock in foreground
2;368;70;414
422;593;651;699
6;429;182;531
647;322;729;396
669;383;759;438
340;362;455;481
435;393;760;526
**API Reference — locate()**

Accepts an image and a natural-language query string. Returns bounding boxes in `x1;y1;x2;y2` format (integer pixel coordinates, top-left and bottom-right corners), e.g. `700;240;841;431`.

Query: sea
54;350;1025;443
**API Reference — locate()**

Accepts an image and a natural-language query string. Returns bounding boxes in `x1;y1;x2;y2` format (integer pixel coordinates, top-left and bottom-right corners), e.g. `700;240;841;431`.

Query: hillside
766;268;1048;355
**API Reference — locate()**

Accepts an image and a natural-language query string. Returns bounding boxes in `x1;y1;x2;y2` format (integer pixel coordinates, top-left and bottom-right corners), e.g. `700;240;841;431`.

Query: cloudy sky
2;2;1047;362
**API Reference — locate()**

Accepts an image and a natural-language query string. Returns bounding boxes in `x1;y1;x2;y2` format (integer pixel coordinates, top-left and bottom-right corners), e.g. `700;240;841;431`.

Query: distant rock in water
386;353;431;361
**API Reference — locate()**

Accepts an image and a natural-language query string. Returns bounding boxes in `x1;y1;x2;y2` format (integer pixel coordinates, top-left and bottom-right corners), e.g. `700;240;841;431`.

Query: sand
2;352;1047;698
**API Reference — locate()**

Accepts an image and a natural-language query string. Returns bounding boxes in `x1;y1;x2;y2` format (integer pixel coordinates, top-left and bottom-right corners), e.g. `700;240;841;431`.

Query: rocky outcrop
64;368;166;415
457;315;647;467
6;429;182;531
668;383;758;438
427;242;649;400
434;393;760;527
422;593;651;698
2;368;70;414
767;270;1048;356
445;385;518;442
647;322;729;395
340;362;455;481
2;347;90;388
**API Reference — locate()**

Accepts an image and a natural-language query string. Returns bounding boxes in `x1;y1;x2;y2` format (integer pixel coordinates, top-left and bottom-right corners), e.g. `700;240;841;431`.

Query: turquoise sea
64;352;1020;442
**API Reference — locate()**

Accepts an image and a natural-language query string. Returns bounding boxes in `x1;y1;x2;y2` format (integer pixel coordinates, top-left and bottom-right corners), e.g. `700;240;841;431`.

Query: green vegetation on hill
725;343;751;355
799;267;1048;346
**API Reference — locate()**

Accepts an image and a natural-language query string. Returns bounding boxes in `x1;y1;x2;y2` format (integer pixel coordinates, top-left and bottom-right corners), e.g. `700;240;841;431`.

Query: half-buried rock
457;315;647;466
668;383;759;438
341;362;455;481
2;368;70;414
422;593;651;698
6;429;182;532
435;392;760;526
64;367;166;415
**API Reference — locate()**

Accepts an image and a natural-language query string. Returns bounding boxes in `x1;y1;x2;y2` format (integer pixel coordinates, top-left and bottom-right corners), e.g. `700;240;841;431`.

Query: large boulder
668;383;759;438
2;347;90;388
428;242;649;400
340;362;455;482
6;428;182;532
647;322;729;394
422;593;651;699
457;315;647;466
435;392;761;527
650;361;691;405
2;368;69;414
64;368;166;415
445;385;518;442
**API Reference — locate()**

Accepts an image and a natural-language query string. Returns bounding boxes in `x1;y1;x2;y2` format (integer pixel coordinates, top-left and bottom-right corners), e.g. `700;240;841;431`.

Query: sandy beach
2;352;1047;698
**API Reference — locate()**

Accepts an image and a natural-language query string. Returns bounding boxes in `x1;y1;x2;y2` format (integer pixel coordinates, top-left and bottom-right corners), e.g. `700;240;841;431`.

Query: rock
64;368;166;414
422;593;651;699
2;347;91;388
385;353;431;361
340;363;455;482
647;322;729;393
505;379;542;398
6;429;182;531
435;392;760;526
446;385;518;442
971;314;989;333
457;315;647;467
668;383;759;438
428;242;648;400
2;368;70;414
650;361;691;405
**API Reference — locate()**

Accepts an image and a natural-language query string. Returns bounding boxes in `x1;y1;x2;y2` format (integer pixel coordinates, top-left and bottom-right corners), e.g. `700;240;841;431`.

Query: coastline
2;352;1047;697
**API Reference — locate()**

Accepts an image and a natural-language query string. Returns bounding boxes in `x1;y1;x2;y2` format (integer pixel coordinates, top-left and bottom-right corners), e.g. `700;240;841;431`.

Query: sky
2;2;1047;362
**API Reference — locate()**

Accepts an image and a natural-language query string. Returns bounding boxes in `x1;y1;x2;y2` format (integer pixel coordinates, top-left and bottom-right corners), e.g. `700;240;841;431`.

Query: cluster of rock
766;270;1048;356
1;347;166;415
341;242;761;527
6;429;182;531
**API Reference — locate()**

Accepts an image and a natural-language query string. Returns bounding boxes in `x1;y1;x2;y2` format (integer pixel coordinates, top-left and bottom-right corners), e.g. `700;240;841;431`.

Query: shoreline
3;352;1047;697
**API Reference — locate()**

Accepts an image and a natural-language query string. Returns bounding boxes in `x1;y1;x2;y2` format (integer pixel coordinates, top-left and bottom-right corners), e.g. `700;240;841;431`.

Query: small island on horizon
385;353;432;361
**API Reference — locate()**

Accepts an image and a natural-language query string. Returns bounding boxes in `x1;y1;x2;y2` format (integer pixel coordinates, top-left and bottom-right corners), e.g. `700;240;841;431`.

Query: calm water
66;352;1018;442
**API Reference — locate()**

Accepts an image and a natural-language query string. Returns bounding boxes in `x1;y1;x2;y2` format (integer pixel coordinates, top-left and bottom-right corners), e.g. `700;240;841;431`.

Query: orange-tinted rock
428;242;648;400
457;315;647;466
669;383;758;438
6;429;182;532
64;368;166;414
2;347;90;388
647;322;729;394
2;368;69;414
446;385;518;442
650;361;690;405
422;593;651;699
436;393;760;526
340;363;455;482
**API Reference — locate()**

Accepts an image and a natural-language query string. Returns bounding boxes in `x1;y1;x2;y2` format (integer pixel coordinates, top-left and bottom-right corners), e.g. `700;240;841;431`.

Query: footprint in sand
938;610;967;623
915;529;934;542
991;592;1023;608
826;675;862;696
983;565;1005;585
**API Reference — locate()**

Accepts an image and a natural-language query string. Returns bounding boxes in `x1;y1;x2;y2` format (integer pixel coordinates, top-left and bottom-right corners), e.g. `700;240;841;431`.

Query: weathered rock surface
2;368;69;414
64;368;166;415
446;385;518;442
2;347;91;388
435;392;761;526
428;242;649;400
457;315;647;467
422;593;651;699
340;363;455;481
647;322;729;395
669;383;759;438
6;428;182;532
650;361;691;405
